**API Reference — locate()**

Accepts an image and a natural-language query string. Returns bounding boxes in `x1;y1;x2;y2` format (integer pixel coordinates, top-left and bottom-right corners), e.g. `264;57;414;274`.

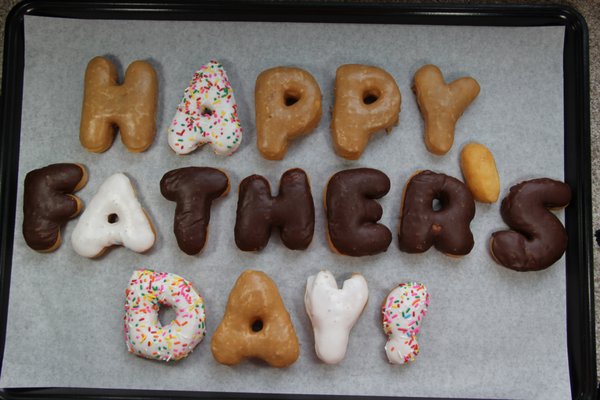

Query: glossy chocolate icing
491;178;571;271
398;170;475;256
235;168;314;251
326;168;392;256
160;167;229;255
23;163;86;251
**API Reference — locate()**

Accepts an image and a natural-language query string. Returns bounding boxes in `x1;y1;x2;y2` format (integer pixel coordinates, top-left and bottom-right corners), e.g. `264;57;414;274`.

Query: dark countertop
1;0;598;384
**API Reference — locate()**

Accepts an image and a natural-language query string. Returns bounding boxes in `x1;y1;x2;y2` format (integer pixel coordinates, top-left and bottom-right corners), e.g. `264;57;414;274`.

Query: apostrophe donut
413;64;480;155
160;167;229;255
168;61;243;156
331;64;401;160
124;269;206;361
305;270;368;364
460;142;500;203
325;168;392;256
255;67;322;160
80;56;158;153
382;282;429;364
235;168;314;251
71;173;156;257
211;270;300;367
23;163;88;252
398;170;475;256
490;178;571;271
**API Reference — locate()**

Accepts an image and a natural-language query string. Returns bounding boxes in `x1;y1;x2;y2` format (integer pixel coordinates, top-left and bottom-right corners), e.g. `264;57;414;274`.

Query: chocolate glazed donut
23;163;87;252
160;167;229;255
235;168;314;251
326;168;392;256
398;170;475;256
490;178;571;271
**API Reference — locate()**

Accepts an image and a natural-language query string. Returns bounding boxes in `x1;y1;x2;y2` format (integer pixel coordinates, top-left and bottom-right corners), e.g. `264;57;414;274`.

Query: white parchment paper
1;16;569;399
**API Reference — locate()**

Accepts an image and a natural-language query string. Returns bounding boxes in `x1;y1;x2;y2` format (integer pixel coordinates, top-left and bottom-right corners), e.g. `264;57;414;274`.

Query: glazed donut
413;64;480;155
255;66;322;160
325;168;392;256
460;142;500;203
305;270;368;364
80;56;158;153
124;269;206;361
71;173;155;258
168;60;243;156
382;282;429;364
398;170;475;256
211;270;299;367
331;64;401;160
490;178;571;271
160;167;230;255
23;163;88;252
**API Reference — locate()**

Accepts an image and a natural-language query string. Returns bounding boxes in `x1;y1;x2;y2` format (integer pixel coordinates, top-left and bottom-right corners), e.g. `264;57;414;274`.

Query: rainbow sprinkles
381;282;429;364
168;60;243;156
124;269;206;361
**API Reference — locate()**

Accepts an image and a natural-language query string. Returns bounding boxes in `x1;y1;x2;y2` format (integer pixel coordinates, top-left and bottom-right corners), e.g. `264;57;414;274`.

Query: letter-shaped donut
255;67;322;160
124;269;206;361
235;168;314;251
382;282;429;364
71;173;156;258
80;56;158;153
398;170;475;256
23;163;88;252
168;61;243;156
305;270;368;364
490;178;571;271
331;64;401;160
160;167;229;255
211;270;300;367
325;168;392;256
413;64;480;155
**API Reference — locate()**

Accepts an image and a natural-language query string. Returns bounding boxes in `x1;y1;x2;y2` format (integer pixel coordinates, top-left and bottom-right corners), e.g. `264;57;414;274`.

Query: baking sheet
0;16;569;399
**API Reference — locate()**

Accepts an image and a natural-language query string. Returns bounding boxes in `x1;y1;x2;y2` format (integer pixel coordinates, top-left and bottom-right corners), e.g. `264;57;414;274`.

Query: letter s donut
490;178;571;271
124;269;206;361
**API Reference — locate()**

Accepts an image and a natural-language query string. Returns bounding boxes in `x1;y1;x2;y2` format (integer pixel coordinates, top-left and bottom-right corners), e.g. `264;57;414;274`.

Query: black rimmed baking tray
0;1;594;399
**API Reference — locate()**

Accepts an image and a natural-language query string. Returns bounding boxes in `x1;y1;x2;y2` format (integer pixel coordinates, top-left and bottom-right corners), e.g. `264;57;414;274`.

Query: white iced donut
124;269;206;361
71;173;155;257
304;270;368;364
168;60;243;156
382;282;429;364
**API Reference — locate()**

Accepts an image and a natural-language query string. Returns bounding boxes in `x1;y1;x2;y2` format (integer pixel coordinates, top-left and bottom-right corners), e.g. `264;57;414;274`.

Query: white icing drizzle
304;270;368;364
71;173;155;257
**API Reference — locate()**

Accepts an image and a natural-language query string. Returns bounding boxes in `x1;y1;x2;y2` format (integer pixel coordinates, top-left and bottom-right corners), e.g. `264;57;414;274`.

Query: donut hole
432;192;450;211
251;318;264;333
107;213;119;224
158;305;176;327
362;89;381;105
283;90;300;107
201;106;214;117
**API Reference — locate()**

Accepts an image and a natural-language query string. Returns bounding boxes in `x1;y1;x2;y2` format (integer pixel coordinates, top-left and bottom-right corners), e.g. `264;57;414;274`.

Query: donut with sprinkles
124;269;206;362
168;60;243;156
381;282;429;364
